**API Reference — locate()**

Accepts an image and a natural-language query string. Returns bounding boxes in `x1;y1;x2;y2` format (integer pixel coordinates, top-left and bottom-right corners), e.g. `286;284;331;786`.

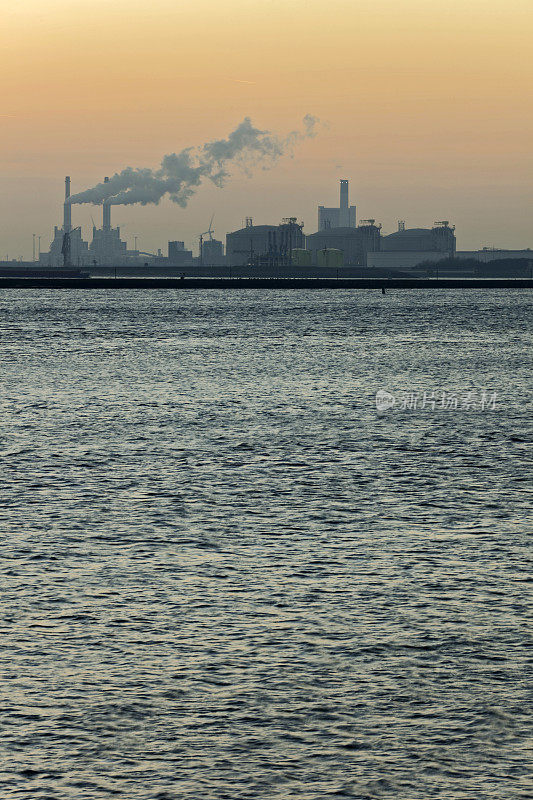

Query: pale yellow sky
1;0;532;256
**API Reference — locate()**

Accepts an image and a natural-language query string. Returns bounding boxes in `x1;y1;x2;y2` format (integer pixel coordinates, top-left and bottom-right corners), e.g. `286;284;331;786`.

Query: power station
40;177;153;267
31;176;531;276
89;179;128;265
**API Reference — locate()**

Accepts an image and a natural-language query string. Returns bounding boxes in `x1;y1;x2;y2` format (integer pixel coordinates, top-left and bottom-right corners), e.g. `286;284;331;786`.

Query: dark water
1;289;531;800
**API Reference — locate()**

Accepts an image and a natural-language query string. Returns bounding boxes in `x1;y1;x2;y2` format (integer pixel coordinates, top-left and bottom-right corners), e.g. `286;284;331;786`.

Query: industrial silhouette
20;177;532;278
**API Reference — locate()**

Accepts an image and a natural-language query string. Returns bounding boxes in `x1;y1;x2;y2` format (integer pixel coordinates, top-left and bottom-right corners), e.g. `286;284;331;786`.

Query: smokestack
63;176;71;232
339;179;349;227
103;177;111;230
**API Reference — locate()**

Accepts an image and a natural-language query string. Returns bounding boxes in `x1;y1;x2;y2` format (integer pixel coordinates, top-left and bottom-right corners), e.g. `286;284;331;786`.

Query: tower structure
339;179;349;227
318;180;356;230
63;176;71;233
39;175;89;267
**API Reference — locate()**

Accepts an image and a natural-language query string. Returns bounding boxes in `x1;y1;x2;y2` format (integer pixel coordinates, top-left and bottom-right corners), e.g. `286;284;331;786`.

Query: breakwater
0;277;532;289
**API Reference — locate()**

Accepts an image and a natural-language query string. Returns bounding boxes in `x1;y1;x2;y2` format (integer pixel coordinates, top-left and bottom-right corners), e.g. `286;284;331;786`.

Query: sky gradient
1;0;532;257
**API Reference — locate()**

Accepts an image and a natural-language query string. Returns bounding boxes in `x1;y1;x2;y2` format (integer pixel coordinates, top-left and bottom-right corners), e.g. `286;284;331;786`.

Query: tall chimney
103;177;111;230
63;175;71;232
339;179;349;227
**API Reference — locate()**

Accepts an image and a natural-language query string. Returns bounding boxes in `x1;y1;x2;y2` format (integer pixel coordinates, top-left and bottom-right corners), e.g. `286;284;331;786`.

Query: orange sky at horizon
1;0;532;256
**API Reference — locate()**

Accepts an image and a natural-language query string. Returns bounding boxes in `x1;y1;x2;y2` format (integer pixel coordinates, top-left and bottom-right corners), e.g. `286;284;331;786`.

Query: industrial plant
4;176;531;278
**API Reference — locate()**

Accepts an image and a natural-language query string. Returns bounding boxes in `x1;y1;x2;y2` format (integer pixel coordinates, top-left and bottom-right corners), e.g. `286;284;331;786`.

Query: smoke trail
69;115;320;208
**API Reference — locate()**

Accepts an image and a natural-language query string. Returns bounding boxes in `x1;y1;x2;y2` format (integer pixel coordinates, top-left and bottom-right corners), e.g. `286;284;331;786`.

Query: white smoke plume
69;115;320;207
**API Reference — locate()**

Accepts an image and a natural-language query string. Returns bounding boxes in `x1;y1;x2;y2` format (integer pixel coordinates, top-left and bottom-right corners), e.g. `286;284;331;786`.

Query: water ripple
0;289;531;799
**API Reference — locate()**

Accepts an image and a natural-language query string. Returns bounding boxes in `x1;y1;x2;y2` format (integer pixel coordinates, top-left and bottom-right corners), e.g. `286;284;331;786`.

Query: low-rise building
201;238;225;266
168;241;193;266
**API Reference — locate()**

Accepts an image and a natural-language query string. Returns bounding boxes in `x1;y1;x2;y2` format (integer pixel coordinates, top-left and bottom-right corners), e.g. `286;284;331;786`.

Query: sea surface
0;288;531;800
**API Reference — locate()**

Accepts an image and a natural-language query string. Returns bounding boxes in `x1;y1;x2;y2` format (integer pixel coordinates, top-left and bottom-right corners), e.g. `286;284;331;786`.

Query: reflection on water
0;289;531;799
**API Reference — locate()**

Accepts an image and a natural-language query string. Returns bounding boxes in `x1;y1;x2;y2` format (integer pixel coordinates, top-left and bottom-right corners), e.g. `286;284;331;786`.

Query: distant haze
1;0;532;257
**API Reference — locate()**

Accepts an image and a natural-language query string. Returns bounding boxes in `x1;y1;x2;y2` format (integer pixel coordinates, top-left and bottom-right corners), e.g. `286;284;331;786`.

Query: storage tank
291;248;312;266
317;248;343;267
382;224;455;254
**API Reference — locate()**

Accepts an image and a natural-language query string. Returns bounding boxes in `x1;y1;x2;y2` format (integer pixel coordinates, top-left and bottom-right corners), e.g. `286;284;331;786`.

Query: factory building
226;217;304;266
201;238;225;266
89;210;127;265
88;178;128;265
306;220;381;266
318;179;356;230
168;241;194;266
381;221;456;254
39;176;89;267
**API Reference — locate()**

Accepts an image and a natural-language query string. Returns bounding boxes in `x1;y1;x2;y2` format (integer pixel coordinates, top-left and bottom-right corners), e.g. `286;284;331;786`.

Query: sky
0;0;532;258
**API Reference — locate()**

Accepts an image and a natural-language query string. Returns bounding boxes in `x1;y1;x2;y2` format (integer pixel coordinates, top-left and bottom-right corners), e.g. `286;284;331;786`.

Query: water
1;289;531;799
